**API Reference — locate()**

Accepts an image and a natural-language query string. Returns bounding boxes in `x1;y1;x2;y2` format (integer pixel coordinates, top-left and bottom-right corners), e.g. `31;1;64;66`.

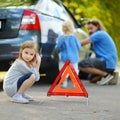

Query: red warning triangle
47;60;88;97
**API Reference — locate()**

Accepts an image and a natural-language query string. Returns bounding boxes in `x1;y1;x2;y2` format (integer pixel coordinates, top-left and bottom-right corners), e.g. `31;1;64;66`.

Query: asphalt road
0;76;120;120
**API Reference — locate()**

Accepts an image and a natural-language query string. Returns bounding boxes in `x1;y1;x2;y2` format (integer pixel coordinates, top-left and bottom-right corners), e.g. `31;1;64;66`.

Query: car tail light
12;52;19;57
20;9;41;30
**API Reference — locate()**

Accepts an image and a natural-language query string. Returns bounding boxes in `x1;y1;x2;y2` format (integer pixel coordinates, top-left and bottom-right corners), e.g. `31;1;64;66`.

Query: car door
35;0;69;57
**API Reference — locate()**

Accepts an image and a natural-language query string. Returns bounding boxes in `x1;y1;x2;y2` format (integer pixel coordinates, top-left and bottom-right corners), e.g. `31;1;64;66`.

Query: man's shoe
108;71;119;85
97;74;114;85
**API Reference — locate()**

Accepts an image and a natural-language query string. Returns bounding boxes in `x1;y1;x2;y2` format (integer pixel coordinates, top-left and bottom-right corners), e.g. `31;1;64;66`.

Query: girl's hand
31;53;41;70
36;53;41;65
31;58;37;67
34;53;41;70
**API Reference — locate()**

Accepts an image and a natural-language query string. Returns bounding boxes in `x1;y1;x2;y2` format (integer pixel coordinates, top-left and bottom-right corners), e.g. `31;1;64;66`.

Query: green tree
0;0;37;7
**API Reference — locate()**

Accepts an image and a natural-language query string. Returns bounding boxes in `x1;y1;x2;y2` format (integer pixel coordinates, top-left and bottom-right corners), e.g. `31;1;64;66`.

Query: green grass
0;71;7;82
118;61;120;65
0;71;7;76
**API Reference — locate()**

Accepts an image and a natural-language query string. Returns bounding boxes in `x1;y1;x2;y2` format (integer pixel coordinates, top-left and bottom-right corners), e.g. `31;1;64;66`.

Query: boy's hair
62;20;74;34
86;19;106;31
18;40;38;63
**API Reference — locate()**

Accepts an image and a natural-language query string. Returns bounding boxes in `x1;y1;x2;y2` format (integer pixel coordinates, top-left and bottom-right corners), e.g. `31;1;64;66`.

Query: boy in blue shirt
78;19;118;85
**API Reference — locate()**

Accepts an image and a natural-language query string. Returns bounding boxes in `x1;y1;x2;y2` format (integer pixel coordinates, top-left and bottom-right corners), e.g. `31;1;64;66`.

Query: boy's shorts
17;72;32;90
78;58;114;73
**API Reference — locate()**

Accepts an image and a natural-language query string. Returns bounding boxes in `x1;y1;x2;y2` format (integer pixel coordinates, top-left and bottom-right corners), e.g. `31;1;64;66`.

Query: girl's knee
30;74;36;81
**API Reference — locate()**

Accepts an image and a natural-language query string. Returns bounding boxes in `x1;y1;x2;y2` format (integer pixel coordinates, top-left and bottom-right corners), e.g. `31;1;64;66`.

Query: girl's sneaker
12;93;29;104
22;93;33;101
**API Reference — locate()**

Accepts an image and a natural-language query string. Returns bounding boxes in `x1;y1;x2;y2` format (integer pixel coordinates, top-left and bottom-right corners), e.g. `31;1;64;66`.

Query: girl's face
22;48;36;62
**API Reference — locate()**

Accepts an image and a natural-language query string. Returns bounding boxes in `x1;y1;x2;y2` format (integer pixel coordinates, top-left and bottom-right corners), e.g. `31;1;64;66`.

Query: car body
0;0;89;82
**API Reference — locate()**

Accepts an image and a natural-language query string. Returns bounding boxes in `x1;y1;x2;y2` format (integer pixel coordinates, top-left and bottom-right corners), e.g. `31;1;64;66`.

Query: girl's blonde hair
18;40;38;66
62;20;74;35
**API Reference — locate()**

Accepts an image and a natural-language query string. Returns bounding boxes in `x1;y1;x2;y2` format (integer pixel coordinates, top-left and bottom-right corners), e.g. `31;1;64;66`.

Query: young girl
3;40;41;104
57;20;81;88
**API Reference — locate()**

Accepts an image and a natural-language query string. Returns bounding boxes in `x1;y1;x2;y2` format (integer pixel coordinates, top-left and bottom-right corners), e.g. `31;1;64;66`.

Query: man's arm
80;38;92;46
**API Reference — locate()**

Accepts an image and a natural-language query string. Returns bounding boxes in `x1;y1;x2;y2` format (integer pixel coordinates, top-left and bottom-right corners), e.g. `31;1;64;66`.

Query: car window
35;0;68;20
53;0;79;28
51;0;68;20
36;0;53;13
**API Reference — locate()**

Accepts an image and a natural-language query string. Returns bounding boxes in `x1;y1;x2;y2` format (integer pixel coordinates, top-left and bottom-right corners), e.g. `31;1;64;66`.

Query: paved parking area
0;66;120;120
0;79;120;120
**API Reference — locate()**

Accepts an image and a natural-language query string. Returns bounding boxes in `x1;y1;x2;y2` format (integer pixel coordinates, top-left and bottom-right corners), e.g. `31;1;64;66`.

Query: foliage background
62;0;120;62
0;0;120;62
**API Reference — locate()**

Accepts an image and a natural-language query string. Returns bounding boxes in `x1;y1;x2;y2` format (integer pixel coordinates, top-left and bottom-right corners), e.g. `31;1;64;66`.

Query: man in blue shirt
78;19;118;85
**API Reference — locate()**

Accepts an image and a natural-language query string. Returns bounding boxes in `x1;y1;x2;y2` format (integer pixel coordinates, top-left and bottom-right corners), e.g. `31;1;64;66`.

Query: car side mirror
79;18;88;27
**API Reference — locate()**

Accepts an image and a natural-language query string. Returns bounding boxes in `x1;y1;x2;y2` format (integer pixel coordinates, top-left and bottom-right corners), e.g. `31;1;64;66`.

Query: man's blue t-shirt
57;35;81;63
90;30;118;69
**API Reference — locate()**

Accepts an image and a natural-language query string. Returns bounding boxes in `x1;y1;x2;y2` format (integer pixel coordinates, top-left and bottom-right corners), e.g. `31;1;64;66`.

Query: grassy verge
0;71;7;82
118;61;120;66
0;72;7;91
